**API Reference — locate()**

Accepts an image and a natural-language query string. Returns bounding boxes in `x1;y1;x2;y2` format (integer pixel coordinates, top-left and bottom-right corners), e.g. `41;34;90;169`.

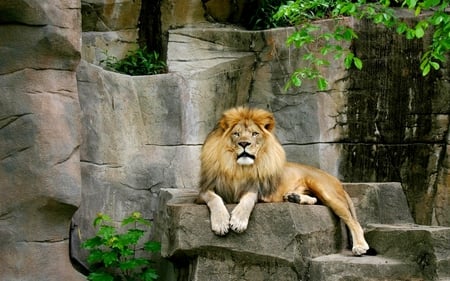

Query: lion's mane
199;107;286;203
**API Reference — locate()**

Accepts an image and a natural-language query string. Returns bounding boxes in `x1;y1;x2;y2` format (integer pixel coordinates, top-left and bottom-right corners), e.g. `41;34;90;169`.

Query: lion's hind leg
319;189;369;256
283;192;317;205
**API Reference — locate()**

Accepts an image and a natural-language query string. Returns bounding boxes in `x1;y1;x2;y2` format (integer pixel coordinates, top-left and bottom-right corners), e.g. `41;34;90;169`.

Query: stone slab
365;224;450;280
310;253;422;281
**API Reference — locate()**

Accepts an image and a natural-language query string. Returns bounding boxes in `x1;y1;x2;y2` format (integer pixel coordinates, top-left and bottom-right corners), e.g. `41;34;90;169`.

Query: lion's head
199;107;286;203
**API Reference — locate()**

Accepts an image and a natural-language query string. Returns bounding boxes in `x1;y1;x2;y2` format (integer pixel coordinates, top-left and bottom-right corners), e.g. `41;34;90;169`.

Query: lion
197;106;370;256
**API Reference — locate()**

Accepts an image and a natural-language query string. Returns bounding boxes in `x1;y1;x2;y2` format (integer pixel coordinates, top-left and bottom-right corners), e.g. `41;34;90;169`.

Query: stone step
309;253;421;281
365;224;450;281
155;185;449;281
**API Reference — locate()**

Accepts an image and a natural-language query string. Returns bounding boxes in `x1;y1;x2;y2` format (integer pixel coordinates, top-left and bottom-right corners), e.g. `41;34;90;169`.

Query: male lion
197;107;370;256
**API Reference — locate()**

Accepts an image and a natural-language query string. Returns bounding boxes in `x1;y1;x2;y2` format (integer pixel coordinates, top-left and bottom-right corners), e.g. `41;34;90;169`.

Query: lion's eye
233;132;240;137
252;132;259;137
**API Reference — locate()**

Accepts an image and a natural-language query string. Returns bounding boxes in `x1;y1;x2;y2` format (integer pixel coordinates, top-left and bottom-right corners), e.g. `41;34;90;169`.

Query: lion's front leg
230;191;258;233
199;190;230;236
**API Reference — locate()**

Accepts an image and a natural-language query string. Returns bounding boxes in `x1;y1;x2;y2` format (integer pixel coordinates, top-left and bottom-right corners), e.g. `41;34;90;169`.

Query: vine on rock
272;0;450;90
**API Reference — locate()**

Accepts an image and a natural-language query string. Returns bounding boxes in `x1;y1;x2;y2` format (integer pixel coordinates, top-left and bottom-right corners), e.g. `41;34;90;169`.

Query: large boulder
0;0;84;280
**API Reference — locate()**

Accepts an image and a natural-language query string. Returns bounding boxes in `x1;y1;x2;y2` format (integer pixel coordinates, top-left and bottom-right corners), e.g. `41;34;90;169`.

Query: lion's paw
283;193;317;205
229;215;248;233
210;210;230;236
229;208;250;233
352;243;370;256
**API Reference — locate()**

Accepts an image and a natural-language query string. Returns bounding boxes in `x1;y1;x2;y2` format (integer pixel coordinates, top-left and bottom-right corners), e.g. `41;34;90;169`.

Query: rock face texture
81;0;141;65
343;18;450;226
157;184;450;281
0;0;85;280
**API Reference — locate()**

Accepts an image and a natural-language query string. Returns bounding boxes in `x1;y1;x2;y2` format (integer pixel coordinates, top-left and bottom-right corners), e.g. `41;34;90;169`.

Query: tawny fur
197;107;370;256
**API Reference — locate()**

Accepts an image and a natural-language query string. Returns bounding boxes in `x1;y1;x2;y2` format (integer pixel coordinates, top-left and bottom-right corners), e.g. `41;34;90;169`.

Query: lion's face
200;107;287;203
230;120;265;166
217;107;277;166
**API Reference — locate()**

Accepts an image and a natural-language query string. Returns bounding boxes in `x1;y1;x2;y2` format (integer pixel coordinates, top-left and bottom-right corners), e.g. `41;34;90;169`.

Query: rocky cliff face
0;0;85;280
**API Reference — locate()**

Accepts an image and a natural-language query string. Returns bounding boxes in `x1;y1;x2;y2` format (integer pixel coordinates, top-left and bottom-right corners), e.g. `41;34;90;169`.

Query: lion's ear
262;115;275;132
218;117;229;131
253;109;275;132
219;107;242;131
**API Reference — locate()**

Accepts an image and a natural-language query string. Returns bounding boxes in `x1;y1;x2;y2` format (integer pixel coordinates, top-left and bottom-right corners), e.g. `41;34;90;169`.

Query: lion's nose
239;142;250;148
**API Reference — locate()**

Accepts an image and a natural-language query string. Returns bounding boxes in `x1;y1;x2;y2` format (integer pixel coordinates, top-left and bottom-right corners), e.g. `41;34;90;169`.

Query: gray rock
366;224;450;280
0;0;84;279
156;183;449;281
310;254;422;281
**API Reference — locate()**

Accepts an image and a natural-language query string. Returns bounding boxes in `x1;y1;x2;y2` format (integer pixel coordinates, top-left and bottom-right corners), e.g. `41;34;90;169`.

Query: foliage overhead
255;0;450;90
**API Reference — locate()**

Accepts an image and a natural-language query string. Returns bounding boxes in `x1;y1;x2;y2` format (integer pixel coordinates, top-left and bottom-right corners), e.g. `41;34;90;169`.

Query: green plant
101;48;166;76
82;212;161;281
273;0;450;90
246;0;291;30
273;0;362;90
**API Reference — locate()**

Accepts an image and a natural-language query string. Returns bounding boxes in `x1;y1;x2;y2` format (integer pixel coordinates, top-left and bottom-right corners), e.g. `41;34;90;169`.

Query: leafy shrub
102;48;166;76
81;212;161;281
246;0;339;30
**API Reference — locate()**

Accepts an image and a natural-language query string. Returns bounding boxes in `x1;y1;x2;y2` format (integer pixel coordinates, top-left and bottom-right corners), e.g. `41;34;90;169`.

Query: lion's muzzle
237;151;255;165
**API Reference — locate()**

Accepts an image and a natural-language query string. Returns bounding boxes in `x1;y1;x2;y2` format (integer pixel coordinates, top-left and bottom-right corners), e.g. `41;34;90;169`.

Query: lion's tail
345;191;358;220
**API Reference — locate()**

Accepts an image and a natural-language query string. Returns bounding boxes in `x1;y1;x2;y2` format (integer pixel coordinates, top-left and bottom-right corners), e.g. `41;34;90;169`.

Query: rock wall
0;0;85;280
343;18;450;226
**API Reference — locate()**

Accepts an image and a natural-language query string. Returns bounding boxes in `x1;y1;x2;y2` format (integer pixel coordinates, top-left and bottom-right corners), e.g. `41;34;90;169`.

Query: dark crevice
138;0;164;60
0;113;33;130
80;160;122;168
55;145;80;166
1;146;32;161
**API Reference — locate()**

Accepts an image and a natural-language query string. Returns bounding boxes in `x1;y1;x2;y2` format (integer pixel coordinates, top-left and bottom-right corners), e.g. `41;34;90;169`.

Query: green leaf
415;6;421;16
353;57;363;70
87;249;105;264
422;63;431;76
82;236;104;250
102;251;119;267
291;75;302;87
144;241;161;253
120;229;145;246
406;29;416;39
142;268;159;281
317;77;328;91
423;0;440;8
396;22;408;34
119;258;149;270
93;213;112;227
87;272;114;281
98;225;116;240
405;0;418;9
430;61;440;70
430;15;444;25
344;53;354;69
415;26;425;38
